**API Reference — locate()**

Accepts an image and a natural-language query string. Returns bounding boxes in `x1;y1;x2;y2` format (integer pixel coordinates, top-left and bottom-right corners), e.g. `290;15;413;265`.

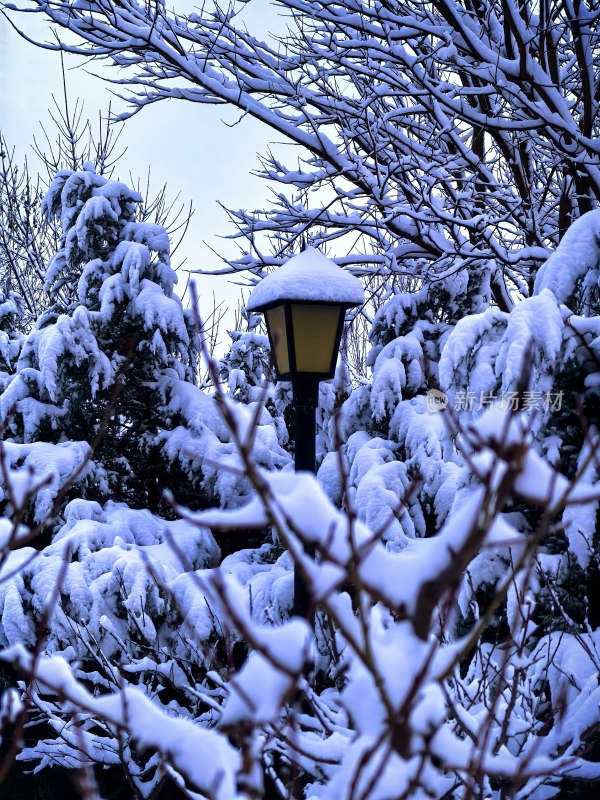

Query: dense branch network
4;1;600;309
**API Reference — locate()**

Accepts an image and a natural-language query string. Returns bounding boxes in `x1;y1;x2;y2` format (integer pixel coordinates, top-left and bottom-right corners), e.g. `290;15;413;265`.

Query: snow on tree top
534;209;600;309
246;247;364;310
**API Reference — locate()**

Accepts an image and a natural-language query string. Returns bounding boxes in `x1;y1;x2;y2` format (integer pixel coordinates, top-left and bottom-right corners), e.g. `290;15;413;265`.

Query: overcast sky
0;3;285;340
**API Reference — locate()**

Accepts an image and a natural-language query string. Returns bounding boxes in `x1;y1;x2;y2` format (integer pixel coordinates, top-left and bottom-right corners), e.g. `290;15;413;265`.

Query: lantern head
247;248;364;381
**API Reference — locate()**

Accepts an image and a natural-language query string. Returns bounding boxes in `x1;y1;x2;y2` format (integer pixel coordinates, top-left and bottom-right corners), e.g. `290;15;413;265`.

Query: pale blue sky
0;3;286;340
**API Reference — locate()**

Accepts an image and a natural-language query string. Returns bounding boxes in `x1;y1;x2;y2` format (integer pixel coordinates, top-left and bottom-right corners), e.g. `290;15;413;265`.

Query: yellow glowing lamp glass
291;304;342;373
265;304;290;376
264;302;346;380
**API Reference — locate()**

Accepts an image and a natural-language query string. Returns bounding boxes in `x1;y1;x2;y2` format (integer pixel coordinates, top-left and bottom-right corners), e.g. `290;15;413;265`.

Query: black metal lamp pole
245;247;364;620
292;378;319;618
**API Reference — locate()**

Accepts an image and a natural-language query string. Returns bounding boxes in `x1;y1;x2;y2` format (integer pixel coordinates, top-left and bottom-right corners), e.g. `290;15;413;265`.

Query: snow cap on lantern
247;247;364;381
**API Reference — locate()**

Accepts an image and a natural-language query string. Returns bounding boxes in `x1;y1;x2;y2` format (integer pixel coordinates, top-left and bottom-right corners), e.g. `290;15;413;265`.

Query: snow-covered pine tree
0;161;290;518
218;303;291;447
0;163;202;512
437;213;600;648
0;291;24;388
219;306;270;405
318;266;490;549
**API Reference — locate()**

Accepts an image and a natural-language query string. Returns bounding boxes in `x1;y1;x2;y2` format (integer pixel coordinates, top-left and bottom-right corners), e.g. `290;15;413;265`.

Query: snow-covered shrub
2;401;600;798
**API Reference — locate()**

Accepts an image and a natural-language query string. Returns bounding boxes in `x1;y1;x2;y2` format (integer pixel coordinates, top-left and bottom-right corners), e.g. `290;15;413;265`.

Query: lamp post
247;247;364;618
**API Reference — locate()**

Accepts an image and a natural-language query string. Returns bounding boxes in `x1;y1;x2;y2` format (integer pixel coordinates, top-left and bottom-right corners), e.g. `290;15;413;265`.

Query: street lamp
247;247;364;617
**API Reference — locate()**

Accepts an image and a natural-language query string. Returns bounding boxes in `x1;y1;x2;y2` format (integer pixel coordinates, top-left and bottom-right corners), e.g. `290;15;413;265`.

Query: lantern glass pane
291;304;342;374
266;305;290;375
